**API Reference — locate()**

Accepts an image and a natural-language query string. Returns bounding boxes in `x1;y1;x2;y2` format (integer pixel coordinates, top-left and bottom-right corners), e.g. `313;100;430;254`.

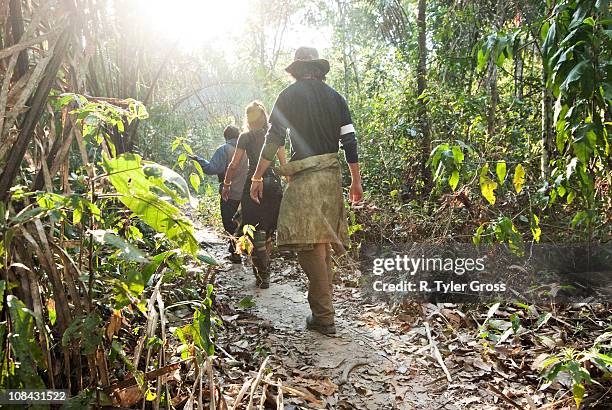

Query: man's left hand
349;181;363;204
221;185;231;201
250;181;264;204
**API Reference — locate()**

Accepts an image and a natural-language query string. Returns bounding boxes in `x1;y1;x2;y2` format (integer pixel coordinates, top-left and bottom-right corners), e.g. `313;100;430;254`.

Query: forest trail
195;226;509;410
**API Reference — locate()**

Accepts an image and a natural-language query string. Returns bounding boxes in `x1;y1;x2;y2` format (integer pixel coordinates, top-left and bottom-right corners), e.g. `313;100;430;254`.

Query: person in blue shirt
188;125;248;262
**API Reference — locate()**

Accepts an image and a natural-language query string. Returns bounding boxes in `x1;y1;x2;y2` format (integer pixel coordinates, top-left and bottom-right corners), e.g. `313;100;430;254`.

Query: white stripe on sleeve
340;124;355;135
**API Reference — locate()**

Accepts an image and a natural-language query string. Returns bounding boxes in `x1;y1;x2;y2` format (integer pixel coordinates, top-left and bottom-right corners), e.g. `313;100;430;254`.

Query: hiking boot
306;314;336;335
253;267;270;289
228;253;242;264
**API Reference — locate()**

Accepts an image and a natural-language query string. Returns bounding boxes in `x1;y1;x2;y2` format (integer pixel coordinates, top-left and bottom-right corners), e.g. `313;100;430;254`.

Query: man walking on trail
189;125;248;263
250;47;363;335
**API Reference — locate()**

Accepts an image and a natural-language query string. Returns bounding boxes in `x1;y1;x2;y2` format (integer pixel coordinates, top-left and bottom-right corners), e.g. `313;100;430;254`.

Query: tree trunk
0;28;72;202
487;61;498;137
514;47;524;100
541;66;554;179
9;0;29;80
417;0;431;189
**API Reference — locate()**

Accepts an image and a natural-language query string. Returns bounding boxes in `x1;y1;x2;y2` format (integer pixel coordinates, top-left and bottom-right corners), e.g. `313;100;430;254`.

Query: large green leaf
90;230;148;263
451;146;464;165
560;60;590;91
103;154;199;256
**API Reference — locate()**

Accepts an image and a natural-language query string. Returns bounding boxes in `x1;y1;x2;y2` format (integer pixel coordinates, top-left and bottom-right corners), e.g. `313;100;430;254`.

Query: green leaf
513;164;526;194
196;252;218;266
171;138;181;152
192;160;205;178
90;230;148;263
557;185;566;197
530;214;541;242
449;170;460;191
573;383;585;408
182;143;194;155
571;210;588;227
480;168;498;205
451;146;464;165
177;153;187;170
103;154;199;256
542;21;557;58
495;161;507;184
142;161;194;206
237;296;256;309
190;173;201;192
560;60;590;91
473;224;486;245
191;305;214;356
142;251;177;286
62;314;102;356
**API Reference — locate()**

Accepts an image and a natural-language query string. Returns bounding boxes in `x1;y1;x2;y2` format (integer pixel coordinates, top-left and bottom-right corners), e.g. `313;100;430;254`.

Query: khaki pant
298;243;335;325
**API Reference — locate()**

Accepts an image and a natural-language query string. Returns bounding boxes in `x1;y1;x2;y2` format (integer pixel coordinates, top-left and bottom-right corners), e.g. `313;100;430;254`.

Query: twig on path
276;379;284;410
486;383;524;410
246;356;269;410
231;377;254;410
258;376;268;410
424;367;461;386
424;321;452;382
215;343;239;362
338;359;369;385
261;380;322;407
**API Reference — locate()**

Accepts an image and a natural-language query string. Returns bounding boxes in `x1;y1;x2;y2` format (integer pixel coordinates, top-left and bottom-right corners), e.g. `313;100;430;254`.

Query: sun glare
141;0;250;51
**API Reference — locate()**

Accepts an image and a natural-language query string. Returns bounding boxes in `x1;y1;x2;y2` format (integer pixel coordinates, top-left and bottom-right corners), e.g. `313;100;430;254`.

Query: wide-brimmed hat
285;47;330;76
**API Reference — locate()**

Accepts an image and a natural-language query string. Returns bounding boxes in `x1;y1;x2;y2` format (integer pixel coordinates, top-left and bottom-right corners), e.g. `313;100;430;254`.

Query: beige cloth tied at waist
274;153;349;253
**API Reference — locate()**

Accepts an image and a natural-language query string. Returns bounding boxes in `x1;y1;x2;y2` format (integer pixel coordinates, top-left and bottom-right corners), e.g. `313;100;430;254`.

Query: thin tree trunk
487;61;498;137
337;0;350;99
541;66;554;179
514;47;524;100
417;0;431;189
9;0;29;80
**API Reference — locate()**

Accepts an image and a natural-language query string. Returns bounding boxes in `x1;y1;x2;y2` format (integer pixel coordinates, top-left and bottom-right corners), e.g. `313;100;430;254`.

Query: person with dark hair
188;125;247;263
222;101;286;288
249;47;363;335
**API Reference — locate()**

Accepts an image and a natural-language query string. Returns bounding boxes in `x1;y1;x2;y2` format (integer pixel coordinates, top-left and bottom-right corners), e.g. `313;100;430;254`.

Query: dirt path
197;228;513;409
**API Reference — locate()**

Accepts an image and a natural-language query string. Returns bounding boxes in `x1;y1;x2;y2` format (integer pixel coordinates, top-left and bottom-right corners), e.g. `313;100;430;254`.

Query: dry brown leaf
112;385;143;407
106;310;122;340
294;376;338;396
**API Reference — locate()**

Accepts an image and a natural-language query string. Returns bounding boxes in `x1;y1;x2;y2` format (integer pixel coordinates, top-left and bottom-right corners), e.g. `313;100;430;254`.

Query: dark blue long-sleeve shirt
194;138;248;201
